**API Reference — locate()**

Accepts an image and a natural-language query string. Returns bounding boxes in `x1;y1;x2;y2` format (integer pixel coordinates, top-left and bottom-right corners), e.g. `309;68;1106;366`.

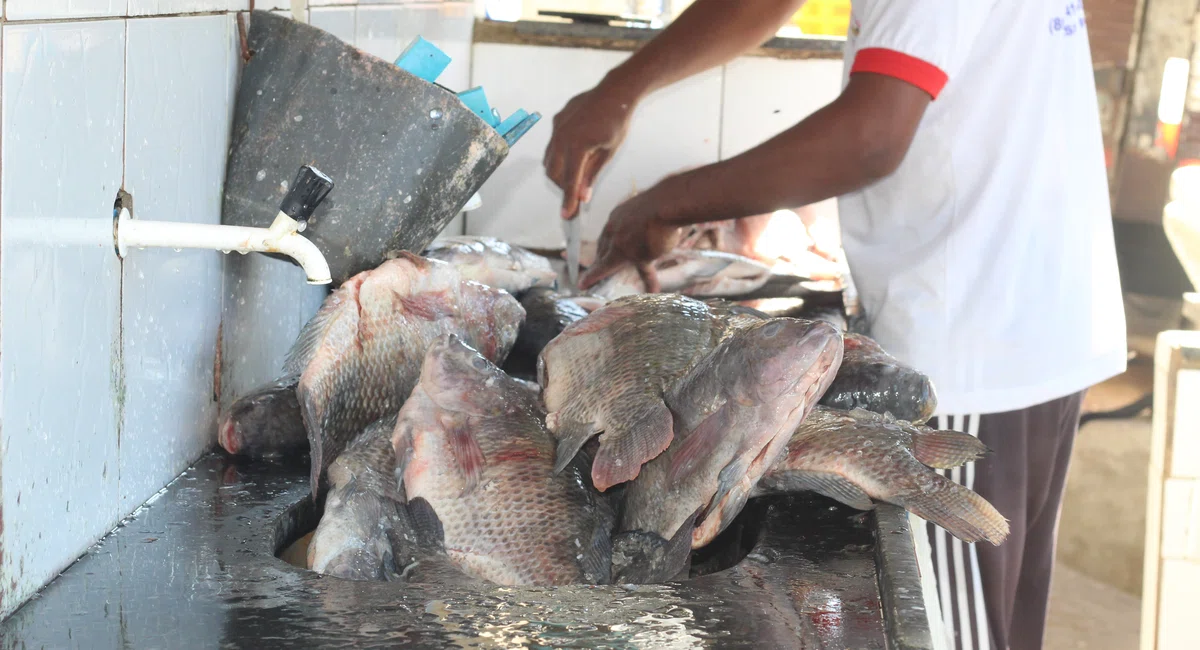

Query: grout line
115;16;129;500
2;10;234;26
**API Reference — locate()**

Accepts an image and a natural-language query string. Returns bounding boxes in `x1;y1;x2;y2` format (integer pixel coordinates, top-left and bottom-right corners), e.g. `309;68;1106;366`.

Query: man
542;1;1128;649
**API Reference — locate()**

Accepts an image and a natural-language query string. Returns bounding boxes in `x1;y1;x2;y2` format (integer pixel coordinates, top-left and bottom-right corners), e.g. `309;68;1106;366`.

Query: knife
563;207;583;291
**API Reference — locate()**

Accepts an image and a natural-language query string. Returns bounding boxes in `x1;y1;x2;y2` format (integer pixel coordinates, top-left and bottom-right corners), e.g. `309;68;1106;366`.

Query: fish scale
284;252;525;496
396;335;614;586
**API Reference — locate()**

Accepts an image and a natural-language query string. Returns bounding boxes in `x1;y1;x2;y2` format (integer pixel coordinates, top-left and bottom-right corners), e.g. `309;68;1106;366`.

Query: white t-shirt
837;0;1128;415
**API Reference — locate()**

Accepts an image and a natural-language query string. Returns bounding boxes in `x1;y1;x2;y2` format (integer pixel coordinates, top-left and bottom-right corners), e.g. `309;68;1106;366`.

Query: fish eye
471;356;489;370
762;321;785;337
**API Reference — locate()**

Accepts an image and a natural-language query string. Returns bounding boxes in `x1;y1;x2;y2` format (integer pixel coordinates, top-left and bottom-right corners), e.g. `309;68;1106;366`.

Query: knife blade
564;209;582;291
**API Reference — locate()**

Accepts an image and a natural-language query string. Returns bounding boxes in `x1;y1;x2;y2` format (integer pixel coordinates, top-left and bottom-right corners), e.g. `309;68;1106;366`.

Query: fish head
419;334;513;416
218;386;295;456
722;318;843;408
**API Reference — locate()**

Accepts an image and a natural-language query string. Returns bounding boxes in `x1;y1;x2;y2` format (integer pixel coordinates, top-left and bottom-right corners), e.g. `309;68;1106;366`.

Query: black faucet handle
280;165;334;224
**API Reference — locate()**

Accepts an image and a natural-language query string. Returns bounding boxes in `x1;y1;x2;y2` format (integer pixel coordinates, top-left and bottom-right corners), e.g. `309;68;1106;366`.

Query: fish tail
611;510;698;584
910;428;990;469
899;474;1009;545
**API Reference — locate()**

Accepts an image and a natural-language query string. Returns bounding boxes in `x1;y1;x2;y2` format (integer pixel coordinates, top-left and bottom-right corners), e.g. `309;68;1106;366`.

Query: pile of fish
219;235;1009;587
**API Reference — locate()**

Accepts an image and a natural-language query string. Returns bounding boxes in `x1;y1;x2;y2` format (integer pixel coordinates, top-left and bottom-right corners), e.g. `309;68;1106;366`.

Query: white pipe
115;208;332;285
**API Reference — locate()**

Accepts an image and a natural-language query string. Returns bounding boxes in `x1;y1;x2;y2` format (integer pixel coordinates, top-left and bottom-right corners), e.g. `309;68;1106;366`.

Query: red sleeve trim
850;47;949;100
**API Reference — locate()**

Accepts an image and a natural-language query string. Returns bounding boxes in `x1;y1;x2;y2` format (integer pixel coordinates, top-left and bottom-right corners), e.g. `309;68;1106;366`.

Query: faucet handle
280;165;334;225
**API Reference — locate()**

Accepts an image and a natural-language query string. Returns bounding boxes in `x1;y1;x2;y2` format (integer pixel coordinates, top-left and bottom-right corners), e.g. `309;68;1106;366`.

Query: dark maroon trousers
923;391;1085;650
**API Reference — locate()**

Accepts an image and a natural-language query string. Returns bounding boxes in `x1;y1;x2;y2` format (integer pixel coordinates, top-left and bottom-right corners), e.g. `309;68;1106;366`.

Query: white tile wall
466;42;724;248
721;57;845;225
220;255;328;403
119;13;239;512
6;0;126;21
309;6;356;42
355;3;474;90
127;0;249;16
0;18;127;618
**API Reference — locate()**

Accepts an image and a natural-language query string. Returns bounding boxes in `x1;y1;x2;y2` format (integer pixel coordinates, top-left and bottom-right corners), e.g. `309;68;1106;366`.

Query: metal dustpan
221;11;510;286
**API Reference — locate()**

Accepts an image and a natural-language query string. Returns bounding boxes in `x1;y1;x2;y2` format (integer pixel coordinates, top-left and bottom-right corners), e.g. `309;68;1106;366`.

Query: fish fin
898;473;1010;545
593;399;674;491
770;470;875;510
611;509;699;584
402;552;478;585
444;415;485;495
666;405;731;487
579;520;614;585
282;283;356;376
549;414;601;475
405;497;446;548
297;382;326;497
910;428;990;469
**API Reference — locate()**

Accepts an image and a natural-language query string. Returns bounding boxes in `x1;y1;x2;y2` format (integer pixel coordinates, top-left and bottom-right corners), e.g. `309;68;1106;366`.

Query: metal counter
0;453;932;649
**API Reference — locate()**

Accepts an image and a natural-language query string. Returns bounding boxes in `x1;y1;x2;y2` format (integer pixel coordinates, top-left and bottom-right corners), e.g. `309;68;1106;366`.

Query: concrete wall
0;0;473;621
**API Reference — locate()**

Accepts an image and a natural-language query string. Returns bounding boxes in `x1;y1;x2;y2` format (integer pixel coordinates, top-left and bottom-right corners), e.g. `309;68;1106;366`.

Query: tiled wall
0;0;474;621
468;44;845;248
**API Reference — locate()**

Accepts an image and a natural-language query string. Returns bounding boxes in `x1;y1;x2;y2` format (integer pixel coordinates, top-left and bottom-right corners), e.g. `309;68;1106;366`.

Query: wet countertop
473;19;846;60
0;452;932;649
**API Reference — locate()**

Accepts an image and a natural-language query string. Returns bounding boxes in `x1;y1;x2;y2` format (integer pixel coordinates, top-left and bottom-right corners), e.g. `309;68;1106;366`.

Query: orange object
1157;121;1182;159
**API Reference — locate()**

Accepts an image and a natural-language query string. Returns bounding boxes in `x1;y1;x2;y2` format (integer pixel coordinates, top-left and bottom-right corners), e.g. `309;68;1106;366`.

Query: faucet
114;165;335;285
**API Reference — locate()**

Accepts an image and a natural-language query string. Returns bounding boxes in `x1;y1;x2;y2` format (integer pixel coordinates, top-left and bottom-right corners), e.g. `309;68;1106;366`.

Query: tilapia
422;235;557;295
217;377;306;459
307;414;406;580
394;334;614;586
501;286;595;380
307;414;479;584
819;332;938;424
284;252;525;495
538;294;764;491
753;406;1009;545
614;319;843;583
589;249;776;300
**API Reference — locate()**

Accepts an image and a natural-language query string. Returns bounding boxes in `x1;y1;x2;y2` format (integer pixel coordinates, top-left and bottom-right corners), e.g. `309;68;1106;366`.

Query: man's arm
652;73;930;227
578;73;932;289
605;0;808;100
545;0;806;218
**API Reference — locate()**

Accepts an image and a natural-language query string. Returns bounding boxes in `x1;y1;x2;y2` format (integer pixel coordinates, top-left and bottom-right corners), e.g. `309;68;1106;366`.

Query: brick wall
1088;0;1141;68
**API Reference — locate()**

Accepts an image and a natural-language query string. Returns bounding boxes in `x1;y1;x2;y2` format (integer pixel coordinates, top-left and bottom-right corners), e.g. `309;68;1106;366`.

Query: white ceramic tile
128;0;248;16
220;254;327;407
258;0;294;8
1171;369;1200;477
275;8;311;21
355;3;474;91
720;56;845;226
5;0;126;20
0;20;126;619
466;43;722;248
437;212;466;239
309;6;356;43
120;14;239;512
309;0;355;6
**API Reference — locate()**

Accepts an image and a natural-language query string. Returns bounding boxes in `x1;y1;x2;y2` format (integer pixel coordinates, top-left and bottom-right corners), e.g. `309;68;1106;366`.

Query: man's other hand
543;82;638;220
578;189;683;292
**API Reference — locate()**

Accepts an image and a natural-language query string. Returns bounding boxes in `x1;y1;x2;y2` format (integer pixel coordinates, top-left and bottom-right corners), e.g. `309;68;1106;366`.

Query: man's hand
578;189;684;292
544;82;638;219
